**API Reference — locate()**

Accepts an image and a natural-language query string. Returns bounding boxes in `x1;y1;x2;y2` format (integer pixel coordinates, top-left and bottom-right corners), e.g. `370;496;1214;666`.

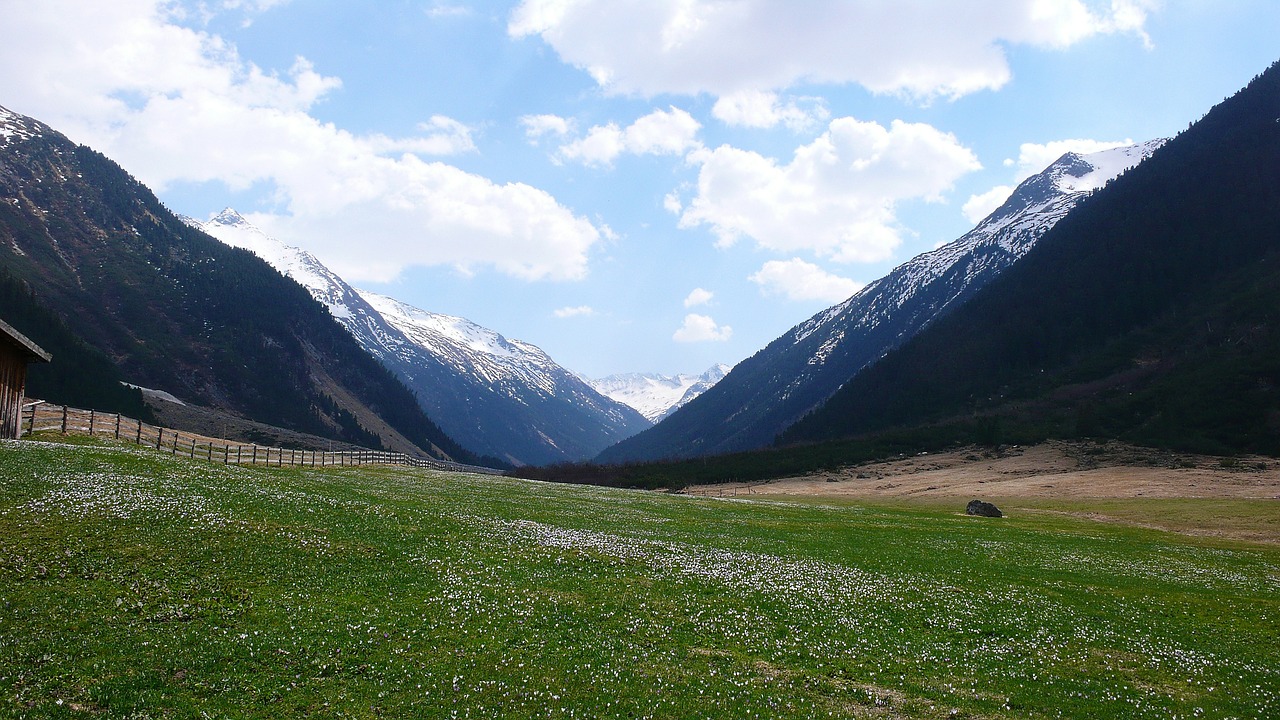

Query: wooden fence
19;400;504;476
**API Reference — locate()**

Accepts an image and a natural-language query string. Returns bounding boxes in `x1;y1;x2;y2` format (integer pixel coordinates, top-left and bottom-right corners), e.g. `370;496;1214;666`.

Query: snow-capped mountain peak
194;211;649;465
589;364;731;422
790;139;1167;352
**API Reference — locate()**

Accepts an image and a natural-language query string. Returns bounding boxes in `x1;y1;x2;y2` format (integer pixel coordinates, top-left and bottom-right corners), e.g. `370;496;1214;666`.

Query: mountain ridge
780;61;1280;456
597;139;1164;464
587;364;730;423
196;209;650;466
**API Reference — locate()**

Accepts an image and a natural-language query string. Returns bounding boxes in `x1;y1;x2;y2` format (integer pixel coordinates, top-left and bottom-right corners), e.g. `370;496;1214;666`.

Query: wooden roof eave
0;319;52;363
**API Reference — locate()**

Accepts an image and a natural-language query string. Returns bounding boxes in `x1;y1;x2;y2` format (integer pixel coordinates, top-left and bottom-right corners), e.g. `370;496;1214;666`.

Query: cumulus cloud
559;106;702;167
962;185;1017;224
554;305;596;318
963;137;1135;224
410;115;477;155
0;0;600;283
520;113;575;143
683;288;714;307
673;314;733;343
680;117;980;263
509;0;1156;100
711;90;827;131
748;259;863;303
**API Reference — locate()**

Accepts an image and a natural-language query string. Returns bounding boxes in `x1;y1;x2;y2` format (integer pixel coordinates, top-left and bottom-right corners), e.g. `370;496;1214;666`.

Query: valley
1;6;1278;720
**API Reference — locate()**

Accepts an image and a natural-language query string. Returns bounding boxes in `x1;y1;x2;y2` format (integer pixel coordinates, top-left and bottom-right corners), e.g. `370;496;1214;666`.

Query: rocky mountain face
0;105;478;462
598;140;1164;464
197;210;650;466
587;365;730;423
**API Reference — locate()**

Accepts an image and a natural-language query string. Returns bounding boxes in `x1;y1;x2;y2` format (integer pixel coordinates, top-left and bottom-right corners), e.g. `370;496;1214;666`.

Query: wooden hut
0;319;51;439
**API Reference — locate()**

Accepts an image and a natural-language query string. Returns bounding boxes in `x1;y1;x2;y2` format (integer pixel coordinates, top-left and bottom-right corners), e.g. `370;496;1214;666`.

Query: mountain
781;61;1280;456
587;365;730;422
196;210;650;466
0;105;479;463
597;140;1164;464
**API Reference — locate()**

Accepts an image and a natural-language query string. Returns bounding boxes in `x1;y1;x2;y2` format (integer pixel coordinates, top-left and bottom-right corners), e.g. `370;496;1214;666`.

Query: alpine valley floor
1;436;1277;718
686;440;1280;544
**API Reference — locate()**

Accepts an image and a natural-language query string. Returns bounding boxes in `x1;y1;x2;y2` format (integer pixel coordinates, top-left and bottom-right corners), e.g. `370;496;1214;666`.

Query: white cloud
683;288;713;307
673;313;733;343
558;106;702;166
427;4;472;18
748;259;862;303
220;0;293;12
680;117;981;263
520;113;575;143
410;115;477;155
962;185;1016;224
962;137;1134;224
1005;138;1136;183
711;90;827;131
0;0;600;283
509;0;1156;100
554;305;596;318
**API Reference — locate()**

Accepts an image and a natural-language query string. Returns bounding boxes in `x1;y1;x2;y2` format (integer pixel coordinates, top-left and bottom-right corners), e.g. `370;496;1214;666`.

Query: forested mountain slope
0;105;479;462
782;62;1280;456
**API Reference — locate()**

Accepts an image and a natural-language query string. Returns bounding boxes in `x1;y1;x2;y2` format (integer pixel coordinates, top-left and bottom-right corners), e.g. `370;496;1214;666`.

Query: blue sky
1;1;1276;377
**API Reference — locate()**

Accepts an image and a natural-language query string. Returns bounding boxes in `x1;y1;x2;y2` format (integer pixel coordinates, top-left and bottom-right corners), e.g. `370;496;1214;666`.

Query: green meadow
1;438;1277;719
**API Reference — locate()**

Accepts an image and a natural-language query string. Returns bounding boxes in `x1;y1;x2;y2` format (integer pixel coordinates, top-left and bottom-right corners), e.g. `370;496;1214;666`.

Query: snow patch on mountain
589;364;731;422
0;106;42;147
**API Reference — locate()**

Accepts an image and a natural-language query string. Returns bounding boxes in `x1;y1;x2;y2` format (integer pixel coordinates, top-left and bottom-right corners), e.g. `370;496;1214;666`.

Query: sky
0;1;1276;378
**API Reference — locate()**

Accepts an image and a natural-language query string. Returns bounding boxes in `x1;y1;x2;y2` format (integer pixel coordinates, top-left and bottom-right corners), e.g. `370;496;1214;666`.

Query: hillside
0;269;151;421
0;105;480;463
599;142;1161;464
196;209;648;466
781;62;1280;457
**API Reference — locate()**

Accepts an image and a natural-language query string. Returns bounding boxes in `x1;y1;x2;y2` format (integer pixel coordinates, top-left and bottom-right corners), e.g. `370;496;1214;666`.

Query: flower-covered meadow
1;438;1276;718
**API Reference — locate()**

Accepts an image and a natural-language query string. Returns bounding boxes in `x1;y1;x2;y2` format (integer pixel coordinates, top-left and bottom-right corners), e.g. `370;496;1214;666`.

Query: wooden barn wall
0;351;28;440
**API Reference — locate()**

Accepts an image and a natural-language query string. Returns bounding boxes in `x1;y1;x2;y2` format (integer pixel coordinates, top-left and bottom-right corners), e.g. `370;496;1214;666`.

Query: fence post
252;445;258;465
190;437;196;458
89;409;95;436
171;434;178;455
61;405;68;434
115;413;121;439
156;428;163;449
136;420;142;445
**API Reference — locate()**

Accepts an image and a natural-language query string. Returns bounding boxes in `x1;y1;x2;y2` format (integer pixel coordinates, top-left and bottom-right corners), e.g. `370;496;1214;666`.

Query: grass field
1;437;1277;718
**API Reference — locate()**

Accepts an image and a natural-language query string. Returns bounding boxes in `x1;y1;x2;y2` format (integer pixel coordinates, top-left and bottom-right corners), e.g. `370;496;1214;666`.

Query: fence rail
19;400;504;476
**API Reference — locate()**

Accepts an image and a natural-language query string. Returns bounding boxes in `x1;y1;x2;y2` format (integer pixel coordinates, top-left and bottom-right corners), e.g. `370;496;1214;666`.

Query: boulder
966;499;1003;518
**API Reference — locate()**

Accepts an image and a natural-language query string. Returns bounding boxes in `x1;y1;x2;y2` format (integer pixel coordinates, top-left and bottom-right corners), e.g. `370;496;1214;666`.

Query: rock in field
966;499;1003;518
